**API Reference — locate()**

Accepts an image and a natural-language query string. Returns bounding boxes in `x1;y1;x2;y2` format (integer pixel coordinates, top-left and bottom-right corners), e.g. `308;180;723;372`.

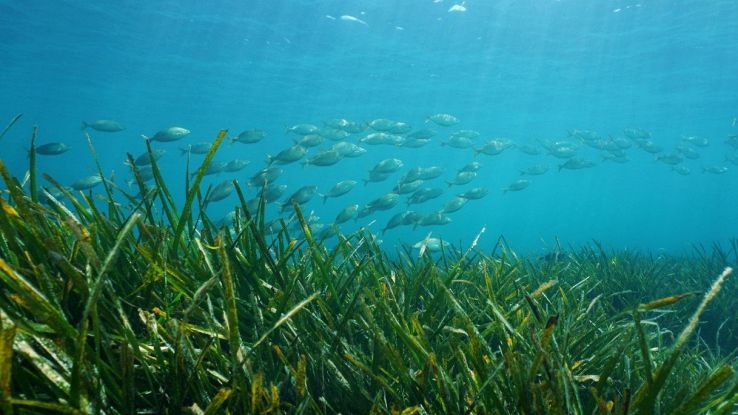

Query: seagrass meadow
1;124;738;414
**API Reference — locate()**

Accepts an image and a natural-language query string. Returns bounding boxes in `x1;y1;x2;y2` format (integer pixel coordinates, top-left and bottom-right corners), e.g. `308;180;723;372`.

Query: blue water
1;0;737;255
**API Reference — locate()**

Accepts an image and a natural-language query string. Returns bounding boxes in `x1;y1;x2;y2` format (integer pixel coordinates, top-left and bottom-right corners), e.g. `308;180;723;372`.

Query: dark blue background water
1;0;737;255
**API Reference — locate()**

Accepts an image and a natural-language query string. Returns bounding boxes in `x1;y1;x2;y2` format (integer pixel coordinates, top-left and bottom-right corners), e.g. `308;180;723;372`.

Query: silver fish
231;129;265;144
81;119;125;132
304;149;342;167
224;159;250;172
320;180;357;203
559;158;595;171
335;204;359;224
457;187;488;200
145;127;190;142
206;180;234;202
447;171;476;186
427;113;459;126
267;145;306;165
407;188;444;205
503;179;530;193
441;197;468;213
36;142;70;155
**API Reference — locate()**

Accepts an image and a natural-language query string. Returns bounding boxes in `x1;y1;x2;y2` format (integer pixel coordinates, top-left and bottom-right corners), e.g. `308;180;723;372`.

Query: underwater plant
0;123;737;414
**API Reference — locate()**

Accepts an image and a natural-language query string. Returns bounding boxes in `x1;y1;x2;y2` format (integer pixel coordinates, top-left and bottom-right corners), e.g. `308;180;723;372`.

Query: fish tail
80;121;88;130
558;164;564;172
319;194;327;204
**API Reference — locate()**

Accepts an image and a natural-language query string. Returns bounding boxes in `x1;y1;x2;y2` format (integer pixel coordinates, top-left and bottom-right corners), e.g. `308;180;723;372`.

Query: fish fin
80;121;88;130
319;194;327;204
141;134;150;141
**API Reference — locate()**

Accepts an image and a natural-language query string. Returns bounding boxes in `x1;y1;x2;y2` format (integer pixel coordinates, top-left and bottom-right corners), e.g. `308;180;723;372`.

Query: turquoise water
1;0;737;254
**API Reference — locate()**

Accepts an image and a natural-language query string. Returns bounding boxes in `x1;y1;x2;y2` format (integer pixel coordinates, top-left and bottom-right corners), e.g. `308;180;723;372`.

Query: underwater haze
1;0;737;254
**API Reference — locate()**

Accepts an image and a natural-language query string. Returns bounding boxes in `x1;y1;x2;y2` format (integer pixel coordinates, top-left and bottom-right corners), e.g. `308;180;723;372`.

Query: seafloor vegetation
1;125;737;414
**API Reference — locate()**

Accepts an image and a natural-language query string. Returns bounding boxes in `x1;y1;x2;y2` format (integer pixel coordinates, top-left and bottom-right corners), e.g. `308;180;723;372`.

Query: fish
224;159;250;172
295;134;324;148
448;3;467;13
319;128;351;141
248;167;283;187
266;145;307;165
725;153;738;166
457;187;488;200
340;15;368;26
638;140;663;154
127;165;154;186
71;174;104;191
725;135;738;149
382;211;417;234
286;124;319;135
427;113;460;126
612;137;632;149
393;179;424;194
231;129;265;144
335;204;359;224
518;144;541;155
260;184;288;203
35;142;70;156
503;179;530;193
447;171;476;186
682;136;709;147
416;212;452;227
407;188;444;205
672;165;691;176
459;161;482;173
366;193;400;211
413;237;451;253
623;128;651;140
341;121;368;134
655;153;683;166
360;132;404;146
450;129;480;139
407;129;437;140
390;122;412;134
199;161;228;177
364;170;392;185
280;185;318;211
180;142;212;155
441;136;474;149
548;146;578;159
303;149;343;167
602;152;629;164
320;180;357;203
401;138;432;148
440;197;468;213
402;166;444;182
675;145;700;160
206;180;234;202
331;142;367;157
81;119;125;132
703;166;728;174
475;139;514;156
325;118;352;129
520;165;549;176
371;158;404;174
143;127;190;143
129;149;166;166
368;119;397;131
559;158;595;171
